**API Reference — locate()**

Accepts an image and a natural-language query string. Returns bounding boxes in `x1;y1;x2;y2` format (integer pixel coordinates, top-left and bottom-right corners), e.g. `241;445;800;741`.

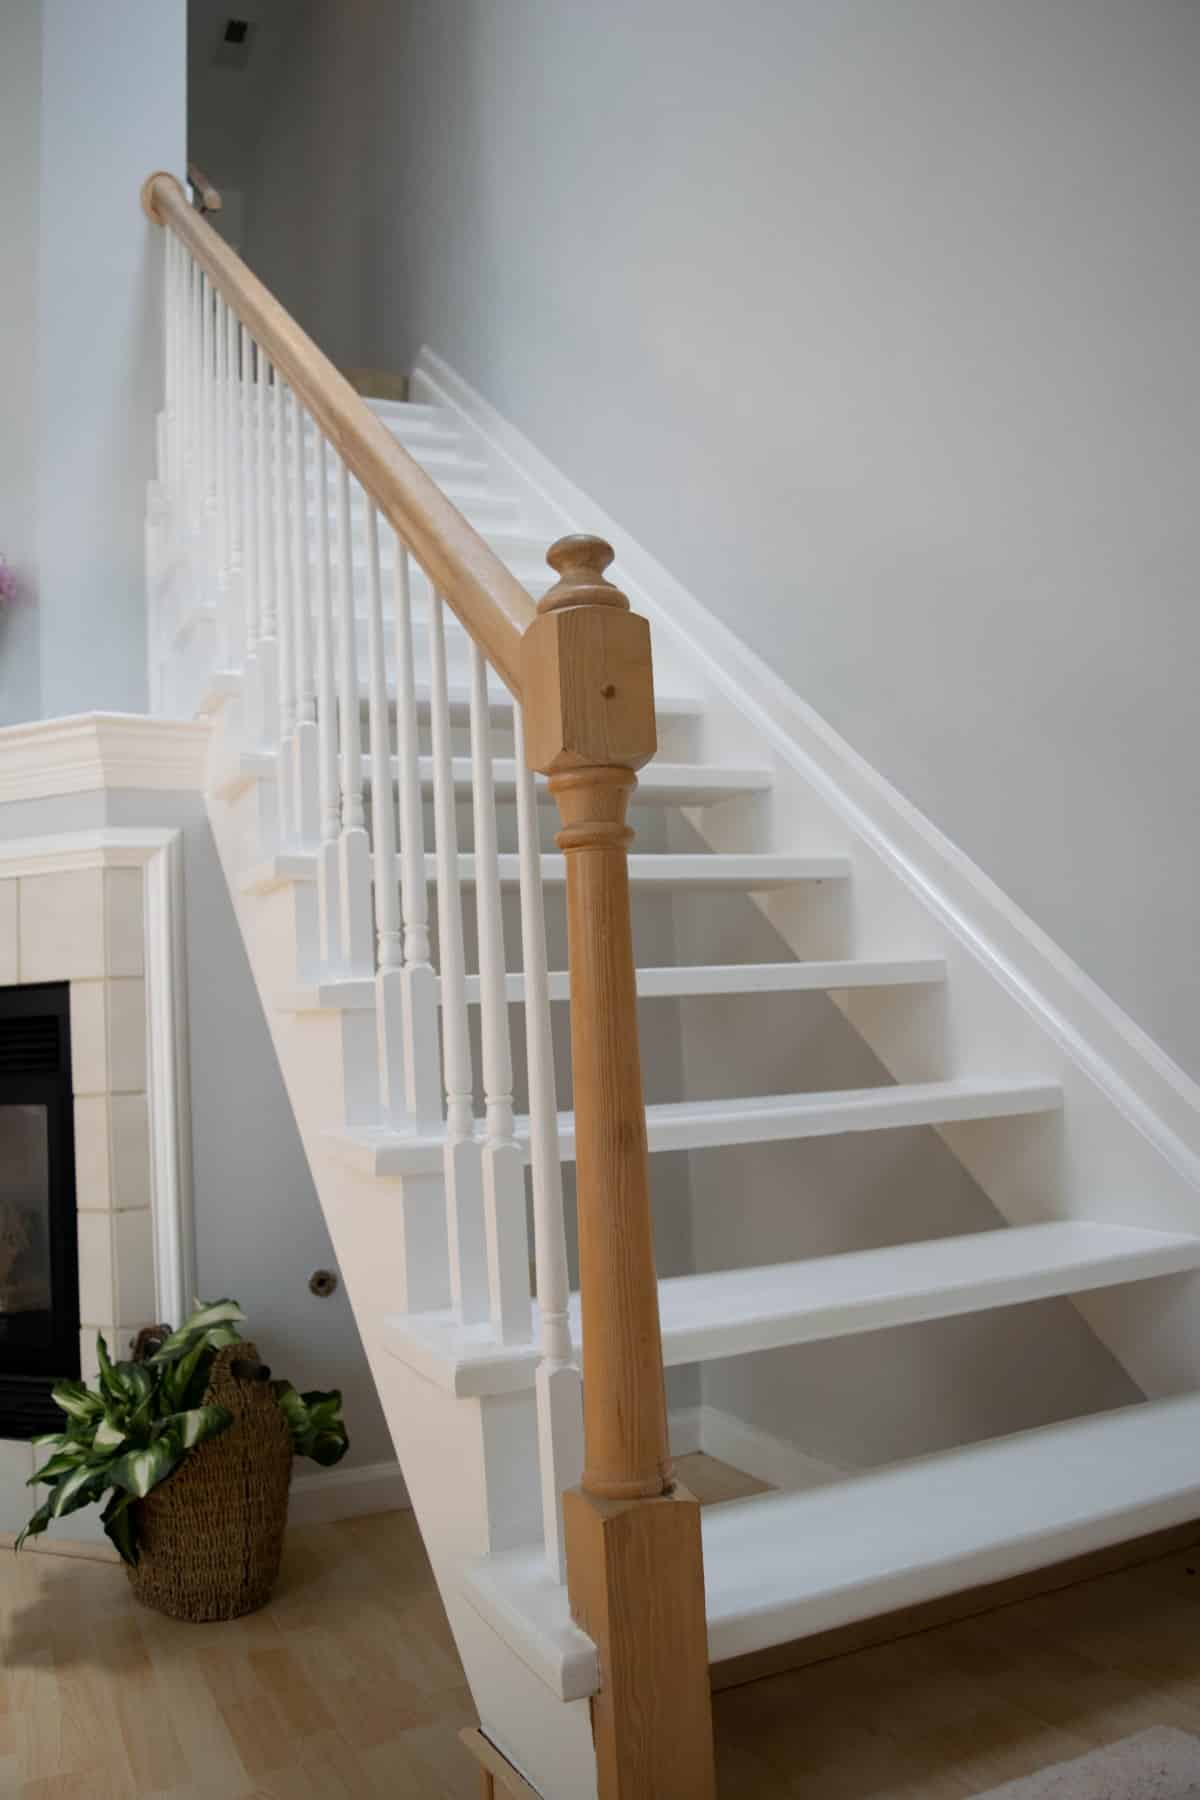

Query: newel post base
565;1485;716;1800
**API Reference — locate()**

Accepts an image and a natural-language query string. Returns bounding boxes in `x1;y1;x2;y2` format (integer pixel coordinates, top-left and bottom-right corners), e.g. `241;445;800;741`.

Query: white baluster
334;460;373;975
290;392;319;845
240;326;259;688
363;500;404;1124
390;535;441;1133
430;592;486;1319
470;641;531;1343
184;255;200;532
162;233;178;499
201;274;218;585
513;703;583;1580
214;294;232;667
254;351;279;751
273;373;295;833
314;434;342;972
225;301;243;669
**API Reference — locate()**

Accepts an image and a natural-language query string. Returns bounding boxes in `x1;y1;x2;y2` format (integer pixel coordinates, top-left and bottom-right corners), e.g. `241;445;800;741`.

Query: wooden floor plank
9;1500;1200;1796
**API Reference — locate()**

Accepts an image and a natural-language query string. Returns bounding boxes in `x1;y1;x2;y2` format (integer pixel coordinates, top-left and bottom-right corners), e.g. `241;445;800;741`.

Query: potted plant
16;1299;349;1619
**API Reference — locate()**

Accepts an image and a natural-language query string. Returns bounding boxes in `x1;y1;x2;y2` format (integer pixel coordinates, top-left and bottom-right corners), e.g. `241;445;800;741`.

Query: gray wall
239;0;1200;1083
0;0;186;725
0;1;44;722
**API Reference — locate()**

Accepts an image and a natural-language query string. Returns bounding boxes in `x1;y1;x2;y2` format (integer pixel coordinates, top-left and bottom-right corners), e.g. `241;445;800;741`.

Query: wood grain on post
522;535;717;1799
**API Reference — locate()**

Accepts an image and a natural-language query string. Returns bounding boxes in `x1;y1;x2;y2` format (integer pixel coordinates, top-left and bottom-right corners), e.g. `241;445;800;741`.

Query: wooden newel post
523;536;717;1800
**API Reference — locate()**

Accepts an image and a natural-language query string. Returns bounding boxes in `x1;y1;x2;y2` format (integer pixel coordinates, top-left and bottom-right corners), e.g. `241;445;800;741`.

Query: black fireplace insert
0;983;80;1437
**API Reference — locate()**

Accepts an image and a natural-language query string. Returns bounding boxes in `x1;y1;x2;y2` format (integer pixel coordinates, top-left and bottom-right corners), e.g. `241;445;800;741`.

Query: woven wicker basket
126;1341;293;1621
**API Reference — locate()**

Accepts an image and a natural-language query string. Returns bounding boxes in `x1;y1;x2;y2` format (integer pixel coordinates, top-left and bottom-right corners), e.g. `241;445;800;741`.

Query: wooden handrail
186;161;222;214
141;170;534;693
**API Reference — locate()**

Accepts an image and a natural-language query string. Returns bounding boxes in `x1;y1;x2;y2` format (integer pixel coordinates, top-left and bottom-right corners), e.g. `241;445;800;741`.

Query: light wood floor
6;1454;1200;1797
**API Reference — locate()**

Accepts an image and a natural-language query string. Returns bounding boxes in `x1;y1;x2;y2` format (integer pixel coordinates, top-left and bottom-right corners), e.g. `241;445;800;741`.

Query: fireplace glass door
0;985;79;1435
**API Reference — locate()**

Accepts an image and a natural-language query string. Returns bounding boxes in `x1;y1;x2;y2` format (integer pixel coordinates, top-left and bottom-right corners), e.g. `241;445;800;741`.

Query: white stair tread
383;1220;1200;1399
241;849;849;896
460;1391;1200;1699
654;1221;1200;1364
276;957;948;1014
338;1076;1061;1177
241;750;771;806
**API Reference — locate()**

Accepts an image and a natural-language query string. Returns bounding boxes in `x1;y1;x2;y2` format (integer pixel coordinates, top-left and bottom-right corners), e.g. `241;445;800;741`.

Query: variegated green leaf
51;1380;102;1421
101;1491;139;1567
149;1300;245;1364
30;1431;63;1448
155;1404;232;1450
28;1447;87;1486
92;1417;128;1452
49;1460;104;1520
109;1437;180;1498
15;1499;53;1551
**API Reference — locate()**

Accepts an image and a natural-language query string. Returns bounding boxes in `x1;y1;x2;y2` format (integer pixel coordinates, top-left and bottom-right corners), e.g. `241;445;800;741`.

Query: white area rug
975;1730;1200;1798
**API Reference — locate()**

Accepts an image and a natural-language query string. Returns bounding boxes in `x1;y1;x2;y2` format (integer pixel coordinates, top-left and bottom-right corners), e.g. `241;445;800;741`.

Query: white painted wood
253;351;279;749
339;1076;1063;1178
142;830;197;1327
239;324;257;665
242;848;850;894
382;1221;1190;1400
273;959;948;1012
362;496;406;1128
414;352;1200;1408
461;1391;1200;1699
223;300;241;668
0;715;209;801
313;432;342;974
513;702;581;1582
368;755;772;806
289;390;319;847
333;458;373;976
390;531;441;1134
429;591;487;1322
470;641;531;1346
651;1222;1200;1365
272;371;295;842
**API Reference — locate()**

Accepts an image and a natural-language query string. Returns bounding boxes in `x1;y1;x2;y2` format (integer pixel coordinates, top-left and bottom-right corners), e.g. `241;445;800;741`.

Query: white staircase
144;194;1200;1800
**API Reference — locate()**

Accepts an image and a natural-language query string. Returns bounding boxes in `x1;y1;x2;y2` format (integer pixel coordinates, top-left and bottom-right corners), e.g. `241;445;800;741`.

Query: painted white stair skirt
147;263;1200;1798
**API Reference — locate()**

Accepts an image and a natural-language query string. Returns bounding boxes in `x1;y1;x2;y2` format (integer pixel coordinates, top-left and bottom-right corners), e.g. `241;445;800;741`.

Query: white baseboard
288;1457;411;1526
669;1403;847;1493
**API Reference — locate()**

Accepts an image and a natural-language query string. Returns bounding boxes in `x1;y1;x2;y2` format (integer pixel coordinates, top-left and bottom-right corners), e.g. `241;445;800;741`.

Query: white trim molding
0;713;209;804
289;1457;411;1526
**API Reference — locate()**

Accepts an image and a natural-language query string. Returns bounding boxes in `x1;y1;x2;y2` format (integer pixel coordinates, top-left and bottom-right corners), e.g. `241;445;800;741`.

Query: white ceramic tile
113;1211;157;1328
0;880;17;985
104;867;144;977
78;1327;103;1384
18;869;105;982
77;1211;116;1326
69;979;108;1096
109;1093;150;1210
73;1096;112;1210
0;1439;34;1534
105;978;146;1092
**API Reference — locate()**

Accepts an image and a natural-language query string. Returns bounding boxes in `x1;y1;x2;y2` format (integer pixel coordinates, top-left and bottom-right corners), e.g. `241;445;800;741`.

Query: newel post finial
538;535;630;615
